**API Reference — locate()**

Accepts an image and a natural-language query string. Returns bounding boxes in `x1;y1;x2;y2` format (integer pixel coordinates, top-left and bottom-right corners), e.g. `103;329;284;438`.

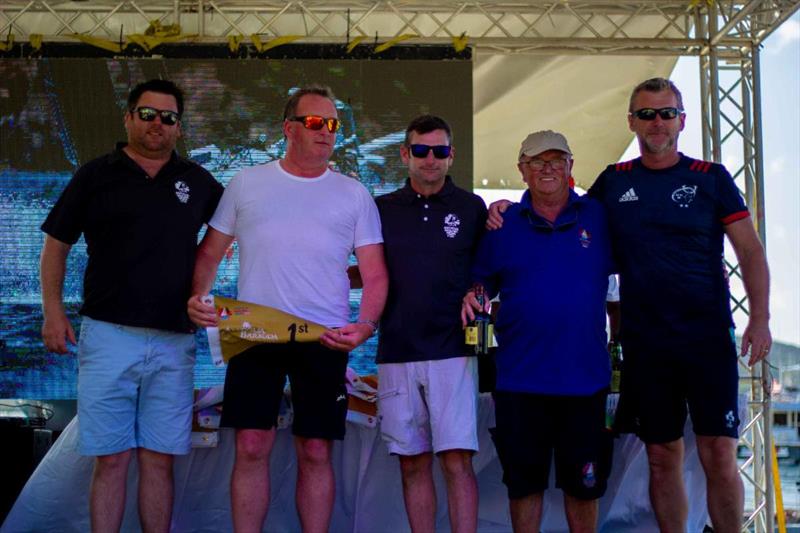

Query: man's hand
740;318;772;366
187;294;218;328
320;322;374;352
41;309;76;354
460;290;490;327
486;199;512;230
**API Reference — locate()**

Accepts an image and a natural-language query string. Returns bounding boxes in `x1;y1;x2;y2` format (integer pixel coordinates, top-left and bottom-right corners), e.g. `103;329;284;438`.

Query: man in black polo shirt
40;79;223;532
376;115;487;532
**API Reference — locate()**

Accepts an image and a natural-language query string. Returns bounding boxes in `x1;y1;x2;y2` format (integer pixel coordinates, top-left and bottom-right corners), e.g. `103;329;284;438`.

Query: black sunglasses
409;144;452;159
629;107;683;121
288;115;341;133
132;106;180;126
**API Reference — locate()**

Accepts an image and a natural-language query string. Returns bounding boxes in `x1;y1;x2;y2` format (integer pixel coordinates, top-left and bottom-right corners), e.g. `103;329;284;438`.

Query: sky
477;12;800;347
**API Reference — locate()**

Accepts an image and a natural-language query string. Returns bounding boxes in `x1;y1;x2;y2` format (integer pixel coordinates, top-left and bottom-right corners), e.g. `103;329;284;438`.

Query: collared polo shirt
376;177;487;364
41;143;224;332
472;189;612;395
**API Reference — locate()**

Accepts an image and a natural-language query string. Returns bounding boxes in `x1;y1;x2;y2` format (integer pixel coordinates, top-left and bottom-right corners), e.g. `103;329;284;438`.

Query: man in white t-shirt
188;85;388;532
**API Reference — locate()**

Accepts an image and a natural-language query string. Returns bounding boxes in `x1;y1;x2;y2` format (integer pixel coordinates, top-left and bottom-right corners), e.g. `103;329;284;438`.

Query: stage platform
2;395;711;533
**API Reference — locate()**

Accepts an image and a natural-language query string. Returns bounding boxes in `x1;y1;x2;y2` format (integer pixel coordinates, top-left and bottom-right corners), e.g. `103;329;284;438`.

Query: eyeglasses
519;158;569;171
629;107;683;121
409;144;452;159
132;106;180;126
288;115;341;133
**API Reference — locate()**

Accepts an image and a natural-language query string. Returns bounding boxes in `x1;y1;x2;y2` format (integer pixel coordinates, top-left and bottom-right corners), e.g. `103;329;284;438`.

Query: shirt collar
397;175;457;203
109;142;183;176
519;188;586;229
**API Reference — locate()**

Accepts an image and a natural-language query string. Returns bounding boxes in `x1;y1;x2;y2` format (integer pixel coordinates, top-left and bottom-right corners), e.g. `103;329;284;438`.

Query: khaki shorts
377;356;478;455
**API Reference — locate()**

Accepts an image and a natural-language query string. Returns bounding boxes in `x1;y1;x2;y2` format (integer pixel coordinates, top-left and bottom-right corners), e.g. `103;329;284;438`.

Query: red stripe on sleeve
721;211;750;225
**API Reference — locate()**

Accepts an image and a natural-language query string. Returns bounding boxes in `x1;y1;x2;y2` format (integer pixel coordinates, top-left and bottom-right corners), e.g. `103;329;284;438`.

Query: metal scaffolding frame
3;1;799;531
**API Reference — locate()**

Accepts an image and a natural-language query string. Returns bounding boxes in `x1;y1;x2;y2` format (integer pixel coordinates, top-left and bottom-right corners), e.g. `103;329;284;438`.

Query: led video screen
0;57;473;398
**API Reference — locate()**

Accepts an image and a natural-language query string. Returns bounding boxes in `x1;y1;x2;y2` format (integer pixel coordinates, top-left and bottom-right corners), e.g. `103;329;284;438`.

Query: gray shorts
378;356;479;455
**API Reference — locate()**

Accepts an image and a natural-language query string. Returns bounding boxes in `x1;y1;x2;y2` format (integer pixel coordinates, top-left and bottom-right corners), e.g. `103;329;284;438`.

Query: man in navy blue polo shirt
588;78;771;533
40;79;223;532
376;115;487;532
464;130;613;532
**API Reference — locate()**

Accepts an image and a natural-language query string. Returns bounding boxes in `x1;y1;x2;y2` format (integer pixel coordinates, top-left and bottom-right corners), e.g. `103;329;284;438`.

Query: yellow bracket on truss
0;34;14;51
346;35;367;54
228;35;243;53
452;32;468;52
374;34;415;53
250;34;301;53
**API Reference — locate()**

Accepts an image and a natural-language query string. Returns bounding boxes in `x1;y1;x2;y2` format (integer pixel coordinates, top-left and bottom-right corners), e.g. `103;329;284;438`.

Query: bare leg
231;429;275;533
295;437;335;533
509;493;542;533
399;452;436;533
646;439;687;533
90;450;132;533
563;493;598;533
137;448;174;533
697;435;743;533
438;449;478;533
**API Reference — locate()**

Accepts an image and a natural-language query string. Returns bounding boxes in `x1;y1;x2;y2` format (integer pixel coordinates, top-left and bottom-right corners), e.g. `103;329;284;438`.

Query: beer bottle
465;283;494;355
605;341;623;431
609;341;623;393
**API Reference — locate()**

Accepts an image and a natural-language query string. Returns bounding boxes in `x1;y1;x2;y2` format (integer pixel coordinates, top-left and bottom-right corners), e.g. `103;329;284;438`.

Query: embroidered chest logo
443;213;460;238
618;187;638;202
671;185;697;208
175;180;190;203
578;228;591;248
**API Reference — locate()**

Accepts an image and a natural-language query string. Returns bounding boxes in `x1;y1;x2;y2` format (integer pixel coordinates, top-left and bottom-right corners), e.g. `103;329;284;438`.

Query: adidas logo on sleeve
618;188;639;202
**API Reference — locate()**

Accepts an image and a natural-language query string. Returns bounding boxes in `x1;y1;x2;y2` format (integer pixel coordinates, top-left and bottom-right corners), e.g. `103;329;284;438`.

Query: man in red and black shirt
588;77;771;532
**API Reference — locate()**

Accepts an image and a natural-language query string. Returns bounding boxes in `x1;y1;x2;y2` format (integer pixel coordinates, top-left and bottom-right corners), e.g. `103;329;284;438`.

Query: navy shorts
621;327;740;444
220;343;349;440
490;389;612;501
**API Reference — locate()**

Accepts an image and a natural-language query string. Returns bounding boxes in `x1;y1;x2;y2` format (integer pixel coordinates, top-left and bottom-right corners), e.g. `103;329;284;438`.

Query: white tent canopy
474;53;677;189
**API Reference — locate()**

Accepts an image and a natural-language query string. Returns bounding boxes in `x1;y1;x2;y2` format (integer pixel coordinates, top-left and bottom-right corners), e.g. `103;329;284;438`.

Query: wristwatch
356;319;379;336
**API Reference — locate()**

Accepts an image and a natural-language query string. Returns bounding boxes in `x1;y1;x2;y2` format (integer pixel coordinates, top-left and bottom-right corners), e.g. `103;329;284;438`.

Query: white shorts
377;356;479;456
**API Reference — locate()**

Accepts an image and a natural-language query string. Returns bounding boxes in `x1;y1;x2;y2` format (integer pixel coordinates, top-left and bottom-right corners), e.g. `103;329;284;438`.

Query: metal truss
695;3;783;531
3;1;799;532
0;1;797;56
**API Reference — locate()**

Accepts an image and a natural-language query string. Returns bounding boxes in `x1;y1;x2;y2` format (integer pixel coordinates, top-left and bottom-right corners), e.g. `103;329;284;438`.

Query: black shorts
621;327;740;444
220;343;349;440
490;389;612;501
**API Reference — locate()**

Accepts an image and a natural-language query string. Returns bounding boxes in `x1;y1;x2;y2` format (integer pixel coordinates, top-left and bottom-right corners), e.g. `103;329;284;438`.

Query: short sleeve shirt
589;154;748;341
376;177;487;363
41;144;224;332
